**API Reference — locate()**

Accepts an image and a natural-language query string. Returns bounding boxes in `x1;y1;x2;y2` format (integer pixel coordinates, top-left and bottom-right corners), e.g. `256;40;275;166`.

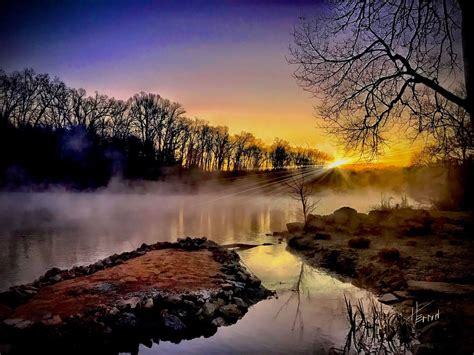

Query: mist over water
0;185;415;353
0;184;418;291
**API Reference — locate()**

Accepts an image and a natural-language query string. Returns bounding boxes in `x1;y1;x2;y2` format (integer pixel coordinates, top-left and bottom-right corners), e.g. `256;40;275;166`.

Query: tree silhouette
290;0;473;154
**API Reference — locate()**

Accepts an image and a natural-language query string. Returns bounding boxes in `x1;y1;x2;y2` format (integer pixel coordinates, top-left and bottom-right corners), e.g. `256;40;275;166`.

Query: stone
392;290;414;299
237;271;248;281
233;297;248;308
43;315;62;325
211;317;226;327
143;298;154;309
161;311;186;331
4;318;33;329
44;267;61;278
118;296;141;309
165;294;182;305
202;301;218;317
115;312;137;329
286;222;304;233
378;293;399;304
219;304;242;319
407;280;474;295
107;307;120;316
50;274;62;282
332;207;358;226
305;214;327;231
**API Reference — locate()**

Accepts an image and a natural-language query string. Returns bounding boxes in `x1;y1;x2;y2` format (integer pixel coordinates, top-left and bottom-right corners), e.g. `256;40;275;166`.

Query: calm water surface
0;190;400;353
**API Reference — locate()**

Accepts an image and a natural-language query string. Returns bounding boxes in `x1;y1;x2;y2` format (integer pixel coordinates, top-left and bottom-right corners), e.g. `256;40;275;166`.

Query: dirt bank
284;207;474;354
0;237;273;354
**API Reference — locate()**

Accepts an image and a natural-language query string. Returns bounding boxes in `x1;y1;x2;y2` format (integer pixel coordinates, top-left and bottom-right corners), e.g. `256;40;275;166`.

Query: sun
326;158;350;169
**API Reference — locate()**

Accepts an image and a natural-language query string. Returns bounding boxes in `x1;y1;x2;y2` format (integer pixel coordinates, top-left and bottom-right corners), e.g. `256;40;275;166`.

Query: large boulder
305;214;328;231
331;207;360;230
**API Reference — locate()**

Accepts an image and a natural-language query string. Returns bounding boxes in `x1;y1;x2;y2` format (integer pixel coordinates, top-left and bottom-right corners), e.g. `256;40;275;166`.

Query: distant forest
0;69;331;188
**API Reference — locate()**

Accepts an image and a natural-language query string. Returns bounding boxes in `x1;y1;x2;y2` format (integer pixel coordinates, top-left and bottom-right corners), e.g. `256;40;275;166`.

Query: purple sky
1;1;343;151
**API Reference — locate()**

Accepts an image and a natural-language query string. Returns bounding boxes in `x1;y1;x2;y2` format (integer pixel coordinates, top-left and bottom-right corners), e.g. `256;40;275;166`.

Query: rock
237;271;248;281
43;314;62;325
165;294;182;305
332;207;358;226
107;307;120;316
118;296;141;309
305;214;328;231
233;297;248;308
407;280;474;295
378;293;399;304
211;317;226;327
202;301;218;317
50;274;62;282
4;318;23;326
286;222;304;233
115;312;137;329
4;318;33;329
219;304;242;319
392;290;414;299
44;267;61;278
435;250;444;258
161;311;186;331
143;298;154;309
221;283;233;290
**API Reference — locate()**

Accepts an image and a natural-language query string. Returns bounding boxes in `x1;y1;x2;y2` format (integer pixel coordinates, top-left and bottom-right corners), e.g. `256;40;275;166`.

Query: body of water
0;189;405;353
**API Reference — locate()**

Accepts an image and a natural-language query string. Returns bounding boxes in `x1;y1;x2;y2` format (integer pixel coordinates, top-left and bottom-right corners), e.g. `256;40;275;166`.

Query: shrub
348;237;371;249
378;248;400;262
314;232;331;240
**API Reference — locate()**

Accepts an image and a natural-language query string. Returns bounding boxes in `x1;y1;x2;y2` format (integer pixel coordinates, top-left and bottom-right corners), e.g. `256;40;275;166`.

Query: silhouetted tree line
0;69;331;188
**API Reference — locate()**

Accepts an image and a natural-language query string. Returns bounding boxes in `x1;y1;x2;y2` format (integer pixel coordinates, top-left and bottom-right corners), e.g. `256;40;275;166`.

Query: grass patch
348;237;371;249
378;248;400;262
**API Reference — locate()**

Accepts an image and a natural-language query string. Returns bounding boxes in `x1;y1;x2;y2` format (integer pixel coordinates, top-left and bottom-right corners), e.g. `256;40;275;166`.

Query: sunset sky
0;0;420;165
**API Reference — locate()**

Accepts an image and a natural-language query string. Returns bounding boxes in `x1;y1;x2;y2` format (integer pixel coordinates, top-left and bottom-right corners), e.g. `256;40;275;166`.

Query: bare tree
290;0;472;154
286;173;320;224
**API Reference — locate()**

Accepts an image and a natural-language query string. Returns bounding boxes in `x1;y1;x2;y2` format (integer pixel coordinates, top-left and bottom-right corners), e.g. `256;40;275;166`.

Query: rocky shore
284;207;474;354
0;237;273;354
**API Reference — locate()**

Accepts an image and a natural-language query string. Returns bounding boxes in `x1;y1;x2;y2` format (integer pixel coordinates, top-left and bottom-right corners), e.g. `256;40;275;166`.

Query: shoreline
284;207;474;354
0;237;273;354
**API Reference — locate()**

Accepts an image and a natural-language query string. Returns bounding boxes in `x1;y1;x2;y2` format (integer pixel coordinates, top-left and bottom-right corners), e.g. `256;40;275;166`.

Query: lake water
0;189;404;353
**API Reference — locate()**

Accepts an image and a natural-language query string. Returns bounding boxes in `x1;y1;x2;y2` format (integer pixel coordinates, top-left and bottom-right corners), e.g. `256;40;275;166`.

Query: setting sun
326;158;350;169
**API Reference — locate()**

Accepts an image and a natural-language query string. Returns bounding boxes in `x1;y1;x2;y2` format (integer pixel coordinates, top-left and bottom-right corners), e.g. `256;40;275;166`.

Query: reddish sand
12;249;223;321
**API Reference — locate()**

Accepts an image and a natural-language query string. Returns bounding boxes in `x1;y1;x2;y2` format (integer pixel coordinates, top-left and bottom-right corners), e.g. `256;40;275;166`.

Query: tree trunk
459;0;474;124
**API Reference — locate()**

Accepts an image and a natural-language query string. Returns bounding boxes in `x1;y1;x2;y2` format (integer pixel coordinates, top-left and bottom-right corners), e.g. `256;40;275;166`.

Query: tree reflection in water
274;262;309;332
